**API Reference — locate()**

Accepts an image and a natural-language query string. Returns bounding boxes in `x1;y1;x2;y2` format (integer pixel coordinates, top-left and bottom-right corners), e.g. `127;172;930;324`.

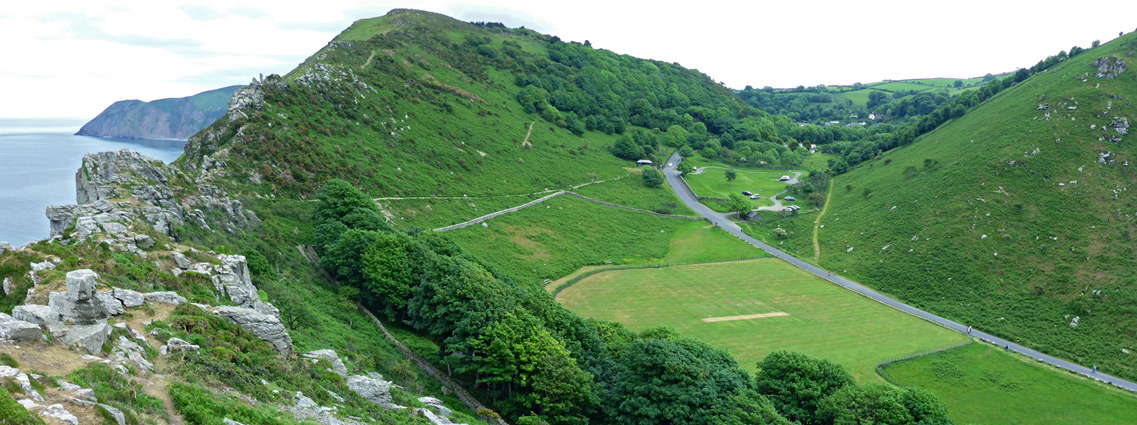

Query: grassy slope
558;258;967;381
883;343;1137;425
815;34;1137;379
444;195;694;284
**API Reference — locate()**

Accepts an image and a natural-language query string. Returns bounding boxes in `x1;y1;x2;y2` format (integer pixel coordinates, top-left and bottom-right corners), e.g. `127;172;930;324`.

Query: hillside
806;32;1137;380
0;9;964;425
76;85;241;140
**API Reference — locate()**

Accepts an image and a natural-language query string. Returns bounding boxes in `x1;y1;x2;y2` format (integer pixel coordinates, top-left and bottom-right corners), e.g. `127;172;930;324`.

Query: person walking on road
966;326;972;335
1093;365;1097;373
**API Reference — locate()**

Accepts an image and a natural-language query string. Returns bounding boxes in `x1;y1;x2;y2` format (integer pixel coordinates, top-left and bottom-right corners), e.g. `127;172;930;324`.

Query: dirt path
521;121;534;147
812;186;833;262
362;50;377;69
125;304;186;425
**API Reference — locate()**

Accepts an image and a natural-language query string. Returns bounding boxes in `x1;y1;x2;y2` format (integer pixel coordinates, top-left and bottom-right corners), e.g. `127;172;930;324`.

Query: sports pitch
558;258;968;381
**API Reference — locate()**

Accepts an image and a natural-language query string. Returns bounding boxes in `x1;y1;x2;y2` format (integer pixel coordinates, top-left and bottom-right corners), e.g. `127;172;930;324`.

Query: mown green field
882;343;1137;425
683;163;804;210
662;221;767;263
558;258;968;381
571;171;695;215
445;195;695;284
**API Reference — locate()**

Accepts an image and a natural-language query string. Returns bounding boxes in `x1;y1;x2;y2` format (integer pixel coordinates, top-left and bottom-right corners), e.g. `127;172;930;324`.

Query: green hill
799;33;1137;380
76;85;241;140
179;9;802;199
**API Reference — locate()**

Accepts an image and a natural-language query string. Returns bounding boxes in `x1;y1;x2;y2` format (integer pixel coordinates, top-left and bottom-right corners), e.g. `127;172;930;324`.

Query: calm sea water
0;119;185;247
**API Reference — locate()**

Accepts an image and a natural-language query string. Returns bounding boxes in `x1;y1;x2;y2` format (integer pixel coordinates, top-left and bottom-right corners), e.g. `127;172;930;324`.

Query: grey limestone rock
418;396;453;417
211;305;293;355
303;349;349;377
40;404;79;425
223;419;248;425
134;234;155;249
165;337;200;353
99;403;127;425
142;291;186;305
346;374;394;408
212;254;258;307
2;277;11;296
0;313;43;342
111;288;145;307
11;304;59;328
66;269;98;302
30;261;55;272
1093;56;1128;79
58;322;113;354
113;336;154;372
172;251;191;269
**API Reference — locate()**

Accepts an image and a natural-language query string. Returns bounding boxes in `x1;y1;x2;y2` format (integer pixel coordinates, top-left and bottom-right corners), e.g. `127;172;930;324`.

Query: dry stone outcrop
206;305;294;355
303;349;349;377
0;313;41;342
1093;56;1128;79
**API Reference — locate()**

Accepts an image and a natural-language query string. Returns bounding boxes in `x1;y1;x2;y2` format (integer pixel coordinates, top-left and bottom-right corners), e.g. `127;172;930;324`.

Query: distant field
683;163;803;210
571;172;695;216
883;343;1137;424
558;258;967;381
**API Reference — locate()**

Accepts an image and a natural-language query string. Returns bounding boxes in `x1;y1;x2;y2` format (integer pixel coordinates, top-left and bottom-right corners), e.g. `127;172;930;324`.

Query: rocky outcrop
227;74;286;122
212;255;259;308
164;337;200;353
46;149;260;242
346;374;396;409
76;85;241;140
0;313;42;342
1093;56;1127;79
142;291;187;305
303;349;349;377
208;305;293;355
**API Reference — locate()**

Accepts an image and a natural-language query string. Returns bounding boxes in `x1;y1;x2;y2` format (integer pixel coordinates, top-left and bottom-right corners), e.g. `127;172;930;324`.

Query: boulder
66;269;98;301
0;313;43;342
72;388;96;401
134;234;155;249
418;396;453;417
2;277;11;296
11;304;60;328
172;251;191;269
303;349;349;377
113;336;154;372
211;306;293;355
143;291;186;305
347;374;394;408
58;322;113;354
95;291;127;316
99;404;127;425
50;290;109;325
101;222;130;235
111;288;145;307
30;261;55;272
212;255;258;307
40;404;79;425
165;337;200;353
16;372;44;401
0;241;10;254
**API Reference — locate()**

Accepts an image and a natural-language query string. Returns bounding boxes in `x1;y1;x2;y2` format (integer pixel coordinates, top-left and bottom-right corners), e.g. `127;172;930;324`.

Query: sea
0;118;185;247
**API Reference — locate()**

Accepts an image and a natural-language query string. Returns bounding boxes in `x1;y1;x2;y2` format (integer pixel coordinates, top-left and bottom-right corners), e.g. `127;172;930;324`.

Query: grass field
558;258;968;381
445;195;694;284
684;165;803;210
882;343;1137;424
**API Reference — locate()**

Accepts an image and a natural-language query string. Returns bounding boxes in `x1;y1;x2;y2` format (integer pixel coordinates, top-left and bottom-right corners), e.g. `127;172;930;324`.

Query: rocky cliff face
76;85;241;140
46;149;260;241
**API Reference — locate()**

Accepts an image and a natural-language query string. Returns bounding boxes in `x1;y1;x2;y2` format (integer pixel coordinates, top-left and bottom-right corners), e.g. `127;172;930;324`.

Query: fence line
552;256;769;298
875;339;974;386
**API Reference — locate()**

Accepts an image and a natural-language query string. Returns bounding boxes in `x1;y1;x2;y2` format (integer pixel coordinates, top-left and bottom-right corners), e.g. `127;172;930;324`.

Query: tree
953;79;964;88
612;136;644;161
641;166;663;188
362;232;413;312
724;169;738;182
728;194;750;216
701;147;718;160
816;383;952;425
314;179;378;224
679;145;695;158
755;351;855;425
677;161;694;176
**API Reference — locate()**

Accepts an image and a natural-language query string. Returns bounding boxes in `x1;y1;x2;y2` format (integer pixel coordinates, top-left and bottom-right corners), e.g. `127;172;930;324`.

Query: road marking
701;312;789;322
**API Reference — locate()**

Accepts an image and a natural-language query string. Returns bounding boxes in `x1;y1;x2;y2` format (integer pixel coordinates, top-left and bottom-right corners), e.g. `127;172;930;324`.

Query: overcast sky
4;0;1137;119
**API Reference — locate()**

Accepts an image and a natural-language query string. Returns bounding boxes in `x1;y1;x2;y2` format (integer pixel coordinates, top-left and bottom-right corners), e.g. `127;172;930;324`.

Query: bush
0;387;45;425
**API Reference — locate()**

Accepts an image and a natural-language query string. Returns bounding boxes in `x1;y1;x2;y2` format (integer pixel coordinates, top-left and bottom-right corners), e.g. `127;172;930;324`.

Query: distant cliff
76;85;241;140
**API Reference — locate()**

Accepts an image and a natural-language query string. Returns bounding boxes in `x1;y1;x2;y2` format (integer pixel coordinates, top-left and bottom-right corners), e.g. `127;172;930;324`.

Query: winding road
664;153;1137;393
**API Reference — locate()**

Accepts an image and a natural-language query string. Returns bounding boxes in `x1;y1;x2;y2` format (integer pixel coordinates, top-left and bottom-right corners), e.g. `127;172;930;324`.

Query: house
636;159;653;166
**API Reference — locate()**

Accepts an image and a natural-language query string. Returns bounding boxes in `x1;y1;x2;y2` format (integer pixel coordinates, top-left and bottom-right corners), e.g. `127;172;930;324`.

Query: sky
4;0;1137;120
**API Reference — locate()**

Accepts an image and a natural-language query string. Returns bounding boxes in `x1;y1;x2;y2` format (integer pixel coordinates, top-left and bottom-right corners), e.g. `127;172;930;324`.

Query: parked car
750;194;761;199
779;175;791;181
742;191;752;196
784;196;796;201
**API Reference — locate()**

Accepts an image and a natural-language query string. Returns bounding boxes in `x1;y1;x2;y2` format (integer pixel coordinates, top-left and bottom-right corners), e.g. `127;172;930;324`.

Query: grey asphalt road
664;152;1137;393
